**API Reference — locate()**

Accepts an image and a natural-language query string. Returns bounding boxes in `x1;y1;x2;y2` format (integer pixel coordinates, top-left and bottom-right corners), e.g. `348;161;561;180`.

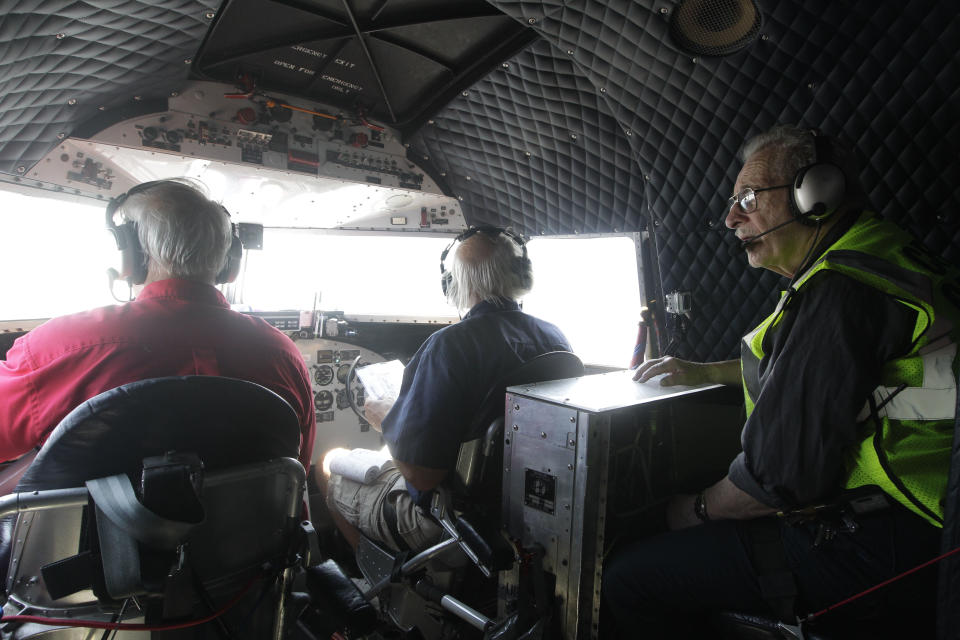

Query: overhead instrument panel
22;81;466;232
297;337;388;463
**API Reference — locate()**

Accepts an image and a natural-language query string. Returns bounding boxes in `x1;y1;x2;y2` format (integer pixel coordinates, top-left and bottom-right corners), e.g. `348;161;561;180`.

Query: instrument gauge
336;363;353;384
314;364;334;386
314;390;334;412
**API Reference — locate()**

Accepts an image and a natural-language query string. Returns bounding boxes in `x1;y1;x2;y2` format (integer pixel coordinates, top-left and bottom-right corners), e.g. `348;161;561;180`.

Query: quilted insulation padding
415;0;960;361
0;0;215;176
409;38;647;238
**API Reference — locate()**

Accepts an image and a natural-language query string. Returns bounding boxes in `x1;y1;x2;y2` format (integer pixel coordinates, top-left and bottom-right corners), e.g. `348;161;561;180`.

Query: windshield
1;186;642;367
240;229;456;318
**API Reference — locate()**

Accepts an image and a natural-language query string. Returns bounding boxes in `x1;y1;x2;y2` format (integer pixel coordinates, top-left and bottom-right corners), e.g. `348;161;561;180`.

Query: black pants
601;501;941;638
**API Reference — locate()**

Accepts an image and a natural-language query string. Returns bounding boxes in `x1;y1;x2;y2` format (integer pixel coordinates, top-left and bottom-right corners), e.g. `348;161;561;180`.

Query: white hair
119;179;231;281
740;124;864;205
740;124;817;184
445;229;533;311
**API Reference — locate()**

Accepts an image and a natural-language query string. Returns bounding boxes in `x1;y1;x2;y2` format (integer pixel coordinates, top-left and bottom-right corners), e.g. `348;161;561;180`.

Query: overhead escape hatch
193;0;537;134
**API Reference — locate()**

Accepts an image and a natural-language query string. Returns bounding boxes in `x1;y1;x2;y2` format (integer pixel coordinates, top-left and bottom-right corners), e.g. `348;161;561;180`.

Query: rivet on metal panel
625;129;632;136
56;33;66;39
205;11;216;19
67;98;77;106
512;424;519;431
659;7;669;14
599;87;606;93
502;62;510;69
568;439;575;446
566;49;574;55
462;91;470;97
514;404;520;411
540;432;547;439
761;34;769;41
569;416;575;422
56;132;65;140
567;464;574;470
691;57;698;64
16;166;25;174
170;91;179;97
527;17;536;24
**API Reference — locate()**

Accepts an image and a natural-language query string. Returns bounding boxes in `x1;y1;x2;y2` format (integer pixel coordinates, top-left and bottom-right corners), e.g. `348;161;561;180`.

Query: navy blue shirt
382;299;570;499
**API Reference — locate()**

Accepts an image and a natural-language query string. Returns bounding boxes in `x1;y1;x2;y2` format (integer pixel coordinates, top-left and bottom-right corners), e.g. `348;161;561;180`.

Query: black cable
868;391;943;525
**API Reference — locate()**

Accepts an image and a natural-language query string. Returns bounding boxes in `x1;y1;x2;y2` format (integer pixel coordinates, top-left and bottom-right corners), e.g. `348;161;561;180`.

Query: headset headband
440;225;526;267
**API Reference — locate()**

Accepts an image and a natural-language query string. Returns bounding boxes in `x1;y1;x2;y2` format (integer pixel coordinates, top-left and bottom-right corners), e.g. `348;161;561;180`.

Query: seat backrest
2;376;305;638
16;375;302;492
454;351;584;495
937;366;960;640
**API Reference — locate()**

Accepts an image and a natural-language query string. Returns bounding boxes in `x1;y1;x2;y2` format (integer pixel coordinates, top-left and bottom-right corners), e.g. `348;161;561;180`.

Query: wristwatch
693;491;710;522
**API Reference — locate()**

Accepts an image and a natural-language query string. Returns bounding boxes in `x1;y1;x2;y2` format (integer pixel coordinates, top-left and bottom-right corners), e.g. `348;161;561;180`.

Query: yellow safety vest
742;212;960;527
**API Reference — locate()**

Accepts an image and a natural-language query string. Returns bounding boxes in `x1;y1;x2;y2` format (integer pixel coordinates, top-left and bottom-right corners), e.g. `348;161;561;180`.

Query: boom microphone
734;217;802;251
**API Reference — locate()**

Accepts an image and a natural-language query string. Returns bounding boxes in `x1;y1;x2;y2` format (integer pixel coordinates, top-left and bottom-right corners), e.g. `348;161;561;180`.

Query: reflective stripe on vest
856;342;957;423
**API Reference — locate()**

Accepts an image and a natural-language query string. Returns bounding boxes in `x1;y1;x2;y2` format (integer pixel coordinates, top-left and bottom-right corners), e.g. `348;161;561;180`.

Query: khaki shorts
328;467;444;551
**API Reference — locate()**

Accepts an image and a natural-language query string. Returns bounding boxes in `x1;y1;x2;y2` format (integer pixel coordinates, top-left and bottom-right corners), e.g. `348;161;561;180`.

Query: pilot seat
0;376;315;639
353;351;584;638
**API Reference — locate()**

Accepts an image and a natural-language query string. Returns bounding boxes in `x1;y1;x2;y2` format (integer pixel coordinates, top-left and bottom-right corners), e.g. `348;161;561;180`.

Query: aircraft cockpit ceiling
0;0;957;360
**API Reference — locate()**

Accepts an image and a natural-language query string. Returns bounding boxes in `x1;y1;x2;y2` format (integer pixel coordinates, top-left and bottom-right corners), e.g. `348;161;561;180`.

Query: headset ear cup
216;234;243;284
791;163;847;224
115;222;147;285
440;270;452;297
514;256;533;291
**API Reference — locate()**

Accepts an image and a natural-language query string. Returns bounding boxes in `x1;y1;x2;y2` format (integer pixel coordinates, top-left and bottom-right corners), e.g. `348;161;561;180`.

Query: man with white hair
0;179;316;469
602;126;958;636
327;226;570;551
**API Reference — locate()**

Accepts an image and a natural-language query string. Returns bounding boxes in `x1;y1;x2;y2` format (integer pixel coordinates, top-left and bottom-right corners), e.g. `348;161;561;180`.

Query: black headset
105;180;242;286
439;225;531;297
789;129;847;224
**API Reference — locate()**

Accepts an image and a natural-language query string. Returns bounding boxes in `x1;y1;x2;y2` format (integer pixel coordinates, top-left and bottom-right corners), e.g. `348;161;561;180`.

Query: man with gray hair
602;125;958;636
0;179;316;470
327;226;570;551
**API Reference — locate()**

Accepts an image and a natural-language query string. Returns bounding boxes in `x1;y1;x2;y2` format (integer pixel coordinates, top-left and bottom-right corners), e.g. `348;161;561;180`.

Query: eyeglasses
727;183;792;213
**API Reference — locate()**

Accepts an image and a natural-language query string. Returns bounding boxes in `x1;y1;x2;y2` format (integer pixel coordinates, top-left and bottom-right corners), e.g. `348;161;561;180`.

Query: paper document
328;448;394;485
356;359;405;404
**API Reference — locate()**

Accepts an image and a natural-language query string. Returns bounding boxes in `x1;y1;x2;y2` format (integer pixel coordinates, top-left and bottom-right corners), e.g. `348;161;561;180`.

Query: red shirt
0;279;316;468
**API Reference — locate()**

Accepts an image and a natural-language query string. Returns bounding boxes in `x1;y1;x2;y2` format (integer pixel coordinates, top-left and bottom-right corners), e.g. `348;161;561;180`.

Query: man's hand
667;476;778;530
633;356;708;385
362;398;395;433
633;357;741;387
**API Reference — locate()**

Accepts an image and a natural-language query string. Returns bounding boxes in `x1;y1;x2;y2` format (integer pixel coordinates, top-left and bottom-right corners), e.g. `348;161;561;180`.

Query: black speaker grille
670;0;763;57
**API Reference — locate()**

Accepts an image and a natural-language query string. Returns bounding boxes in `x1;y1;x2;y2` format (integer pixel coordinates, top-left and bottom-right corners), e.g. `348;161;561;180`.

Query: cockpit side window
0;187;116;320
523;236;642;367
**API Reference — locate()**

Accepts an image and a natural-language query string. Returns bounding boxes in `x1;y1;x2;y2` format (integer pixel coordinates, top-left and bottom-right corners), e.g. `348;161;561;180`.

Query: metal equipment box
499;370;745;639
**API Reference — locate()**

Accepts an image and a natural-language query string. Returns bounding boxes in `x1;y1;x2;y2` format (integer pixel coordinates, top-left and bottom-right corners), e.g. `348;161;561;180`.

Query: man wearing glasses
601;125;958;636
